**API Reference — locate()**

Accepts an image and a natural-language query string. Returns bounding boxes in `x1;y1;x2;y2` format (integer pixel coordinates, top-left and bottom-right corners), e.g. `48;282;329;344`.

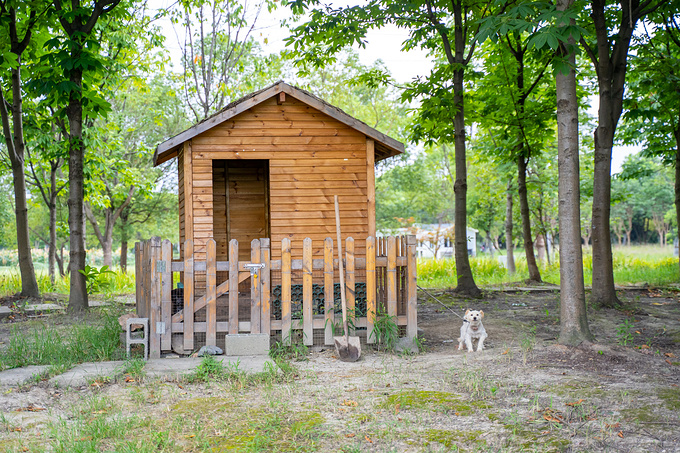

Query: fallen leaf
666;359;673;365
124;376;135;383
502;348;509;355
20;448;28;452
77;436;93;441
635;331;641;334
185;434;195;439
664;352;676;358
605;422;621;429
10;427;22;432
342;400;358;407
18;405;46;412
395;403;400;415
566;399;584;407
178;384;184;389
365;435;373;443
345;433;356;438
640;345;650;349
618;431;624;438
92;410;107;414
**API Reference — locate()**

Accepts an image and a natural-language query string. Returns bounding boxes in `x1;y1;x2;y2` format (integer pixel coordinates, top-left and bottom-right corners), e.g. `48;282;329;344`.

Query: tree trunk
48;192;57;286
120;209;129;273
518;155;542;281
0;65;40;298
449;0;480;297
556;0;595;345
675;131;680;276
67;64;88;312
505;179;516;273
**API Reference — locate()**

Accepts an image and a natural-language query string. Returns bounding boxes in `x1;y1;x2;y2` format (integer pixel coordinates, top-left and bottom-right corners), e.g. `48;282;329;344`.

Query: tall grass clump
0;311;124;370
0;268;135;297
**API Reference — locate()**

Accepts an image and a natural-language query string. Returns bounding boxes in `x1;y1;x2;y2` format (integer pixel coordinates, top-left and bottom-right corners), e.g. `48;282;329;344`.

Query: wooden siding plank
261;238;271;336
160;239;172;351
183;143;193;259
406;235;418;341
183;240;194;351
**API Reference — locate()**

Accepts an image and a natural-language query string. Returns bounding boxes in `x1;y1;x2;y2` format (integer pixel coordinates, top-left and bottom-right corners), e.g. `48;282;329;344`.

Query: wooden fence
135;235;417;359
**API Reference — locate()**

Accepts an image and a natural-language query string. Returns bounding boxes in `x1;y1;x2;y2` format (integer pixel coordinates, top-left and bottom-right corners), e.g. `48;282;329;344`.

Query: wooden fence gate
135;235;417;359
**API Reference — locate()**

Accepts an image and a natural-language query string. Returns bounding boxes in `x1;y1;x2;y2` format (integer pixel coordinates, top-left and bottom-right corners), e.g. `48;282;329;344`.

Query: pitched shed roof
153;81;405;166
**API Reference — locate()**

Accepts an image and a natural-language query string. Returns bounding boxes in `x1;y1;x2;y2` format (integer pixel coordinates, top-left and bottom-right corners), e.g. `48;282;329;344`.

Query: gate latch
244;263;266;280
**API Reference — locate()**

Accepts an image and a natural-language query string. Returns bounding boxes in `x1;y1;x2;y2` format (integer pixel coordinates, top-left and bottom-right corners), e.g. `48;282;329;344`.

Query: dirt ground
0;287;679;452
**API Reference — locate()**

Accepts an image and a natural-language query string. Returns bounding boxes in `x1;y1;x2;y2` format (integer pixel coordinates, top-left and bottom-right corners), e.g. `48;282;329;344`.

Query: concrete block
224;334;270;356
0;306;11;319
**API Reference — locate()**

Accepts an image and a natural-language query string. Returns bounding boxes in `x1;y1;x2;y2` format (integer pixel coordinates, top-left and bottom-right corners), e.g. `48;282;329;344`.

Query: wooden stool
126;317;149;360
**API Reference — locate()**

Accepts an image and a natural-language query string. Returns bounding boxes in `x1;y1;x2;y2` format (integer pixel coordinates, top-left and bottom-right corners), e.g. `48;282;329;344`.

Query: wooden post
149;237;161;359
135;242;142;317
366;139;376;239
282;238;292;345
142;240;150;319
250;239;262;334
183;240;194;351
387;236;397;318
302;238;313;345
366;236;376;344
261;238;271;336
206;239;217;346
324;237;334;345
160;239;172;351
406;235;418;340
184;142;194;252
345;237;355;336
229;239;239;335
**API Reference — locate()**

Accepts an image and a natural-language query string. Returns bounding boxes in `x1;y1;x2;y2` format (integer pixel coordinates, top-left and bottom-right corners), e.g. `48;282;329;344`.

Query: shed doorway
213;159;270;262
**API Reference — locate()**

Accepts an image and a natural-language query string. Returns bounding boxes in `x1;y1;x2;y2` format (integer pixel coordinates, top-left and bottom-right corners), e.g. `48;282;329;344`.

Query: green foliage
616;319;635;346
79;264;115;295
0;311;123;370
369;308;399;351
192;355;226;382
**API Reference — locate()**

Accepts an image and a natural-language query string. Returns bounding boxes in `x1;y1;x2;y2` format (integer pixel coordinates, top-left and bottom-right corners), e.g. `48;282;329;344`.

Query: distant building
382;224;477;259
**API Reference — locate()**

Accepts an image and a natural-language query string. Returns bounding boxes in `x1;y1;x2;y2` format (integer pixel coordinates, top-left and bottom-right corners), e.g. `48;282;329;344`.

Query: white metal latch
243;263;266;281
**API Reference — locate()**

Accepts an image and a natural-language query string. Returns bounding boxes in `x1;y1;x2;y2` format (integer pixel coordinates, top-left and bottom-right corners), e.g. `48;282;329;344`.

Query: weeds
369;308;399;352
617;319;635;346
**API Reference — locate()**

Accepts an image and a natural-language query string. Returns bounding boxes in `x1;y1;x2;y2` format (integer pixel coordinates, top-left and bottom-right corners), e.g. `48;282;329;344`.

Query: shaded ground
0;287;678;452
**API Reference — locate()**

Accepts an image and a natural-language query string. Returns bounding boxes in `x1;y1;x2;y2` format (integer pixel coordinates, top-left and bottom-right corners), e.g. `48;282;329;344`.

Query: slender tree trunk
66;63;88;312
505;179;516;274
0;65;40;298
675;133;680;276
48;192;57;286
120;209;129;273
518;155;542;281
557;0;594;345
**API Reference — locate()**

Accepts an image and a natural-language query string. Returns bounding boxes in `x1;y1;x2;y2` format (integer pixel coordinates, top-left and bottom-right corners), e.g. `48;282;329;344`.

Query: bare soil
0;287;679;452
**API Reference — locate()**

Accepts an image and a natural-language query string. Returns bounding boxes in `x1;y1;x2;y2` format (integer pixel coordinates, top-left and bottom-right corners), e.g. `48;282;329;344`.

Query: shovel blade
334;335;361;362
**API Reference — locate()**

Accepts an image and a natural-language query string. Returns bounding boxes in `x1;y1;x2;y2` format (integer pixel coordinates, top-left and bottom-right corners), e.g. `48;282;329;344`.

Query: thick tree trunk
556;0;595;345
0;66;40;298
518;155;542;282
67;65;89;312
505;179;516;274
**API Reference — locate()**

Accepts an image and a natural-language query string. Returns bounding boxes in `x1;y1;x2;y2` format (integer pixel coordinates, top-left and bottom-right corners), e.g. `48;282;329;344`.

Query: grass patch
418;244;678;288
382;389;490;415
0;310;125;371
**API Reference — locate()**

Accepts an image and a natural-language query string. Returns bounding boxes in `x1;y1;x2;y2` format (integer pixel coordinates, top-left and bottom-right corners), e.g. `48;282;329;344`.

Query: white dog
458;309;487;352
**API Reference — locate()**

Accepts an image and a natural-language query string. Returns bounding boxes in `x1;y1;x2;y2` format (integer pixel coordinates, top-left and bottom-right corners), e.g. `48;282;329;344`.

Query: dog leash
416;285;466;321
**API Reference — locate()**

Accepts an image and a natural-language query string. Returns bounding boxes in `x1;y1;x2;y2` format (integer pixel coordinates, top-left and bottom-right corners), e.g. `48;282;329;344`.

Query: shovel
333;195;361;362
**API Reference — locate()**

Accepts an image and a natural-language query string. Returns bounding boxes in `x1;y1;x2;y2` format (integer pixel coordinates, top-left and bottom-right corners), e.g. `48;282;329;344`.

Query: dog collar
463;319;469;323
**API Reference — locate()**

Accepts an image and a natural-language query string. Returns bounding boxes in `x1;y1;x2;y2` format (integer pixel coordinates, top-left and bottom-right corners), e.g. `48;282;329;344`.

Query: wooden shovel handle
334;195;349;339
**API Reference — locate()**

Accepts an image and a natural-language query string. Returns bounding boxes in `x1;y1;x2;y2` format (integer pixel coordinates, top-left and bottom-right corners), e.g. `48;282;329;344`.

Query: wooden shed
154;81;405;264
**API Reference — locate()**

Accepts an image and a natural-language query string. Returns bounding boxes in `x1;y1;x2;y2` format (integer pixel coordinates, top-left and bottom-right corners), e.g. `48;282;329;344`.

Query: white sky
151;0;637;173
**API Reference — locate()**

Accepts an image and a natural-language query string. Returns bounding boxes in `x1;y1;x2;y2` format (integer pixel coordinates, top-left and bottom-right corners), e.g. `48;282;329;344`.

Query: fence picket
184;240;194;351
229;239;239;335
282;238;292;345
161;239;172;351
406;235;418;340
149;237;161;359
345;237;355;336
387;236;397;318
261;238;271;335
251;239;262;334
324;237;334;345
302;238;313;345
366;236;376;344
206;239;217;346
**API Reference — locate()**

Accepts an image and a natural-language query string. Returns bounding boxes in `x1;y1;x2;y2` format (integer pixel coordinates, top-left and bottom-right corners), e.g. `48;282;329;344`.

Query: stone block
224;334;270;356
